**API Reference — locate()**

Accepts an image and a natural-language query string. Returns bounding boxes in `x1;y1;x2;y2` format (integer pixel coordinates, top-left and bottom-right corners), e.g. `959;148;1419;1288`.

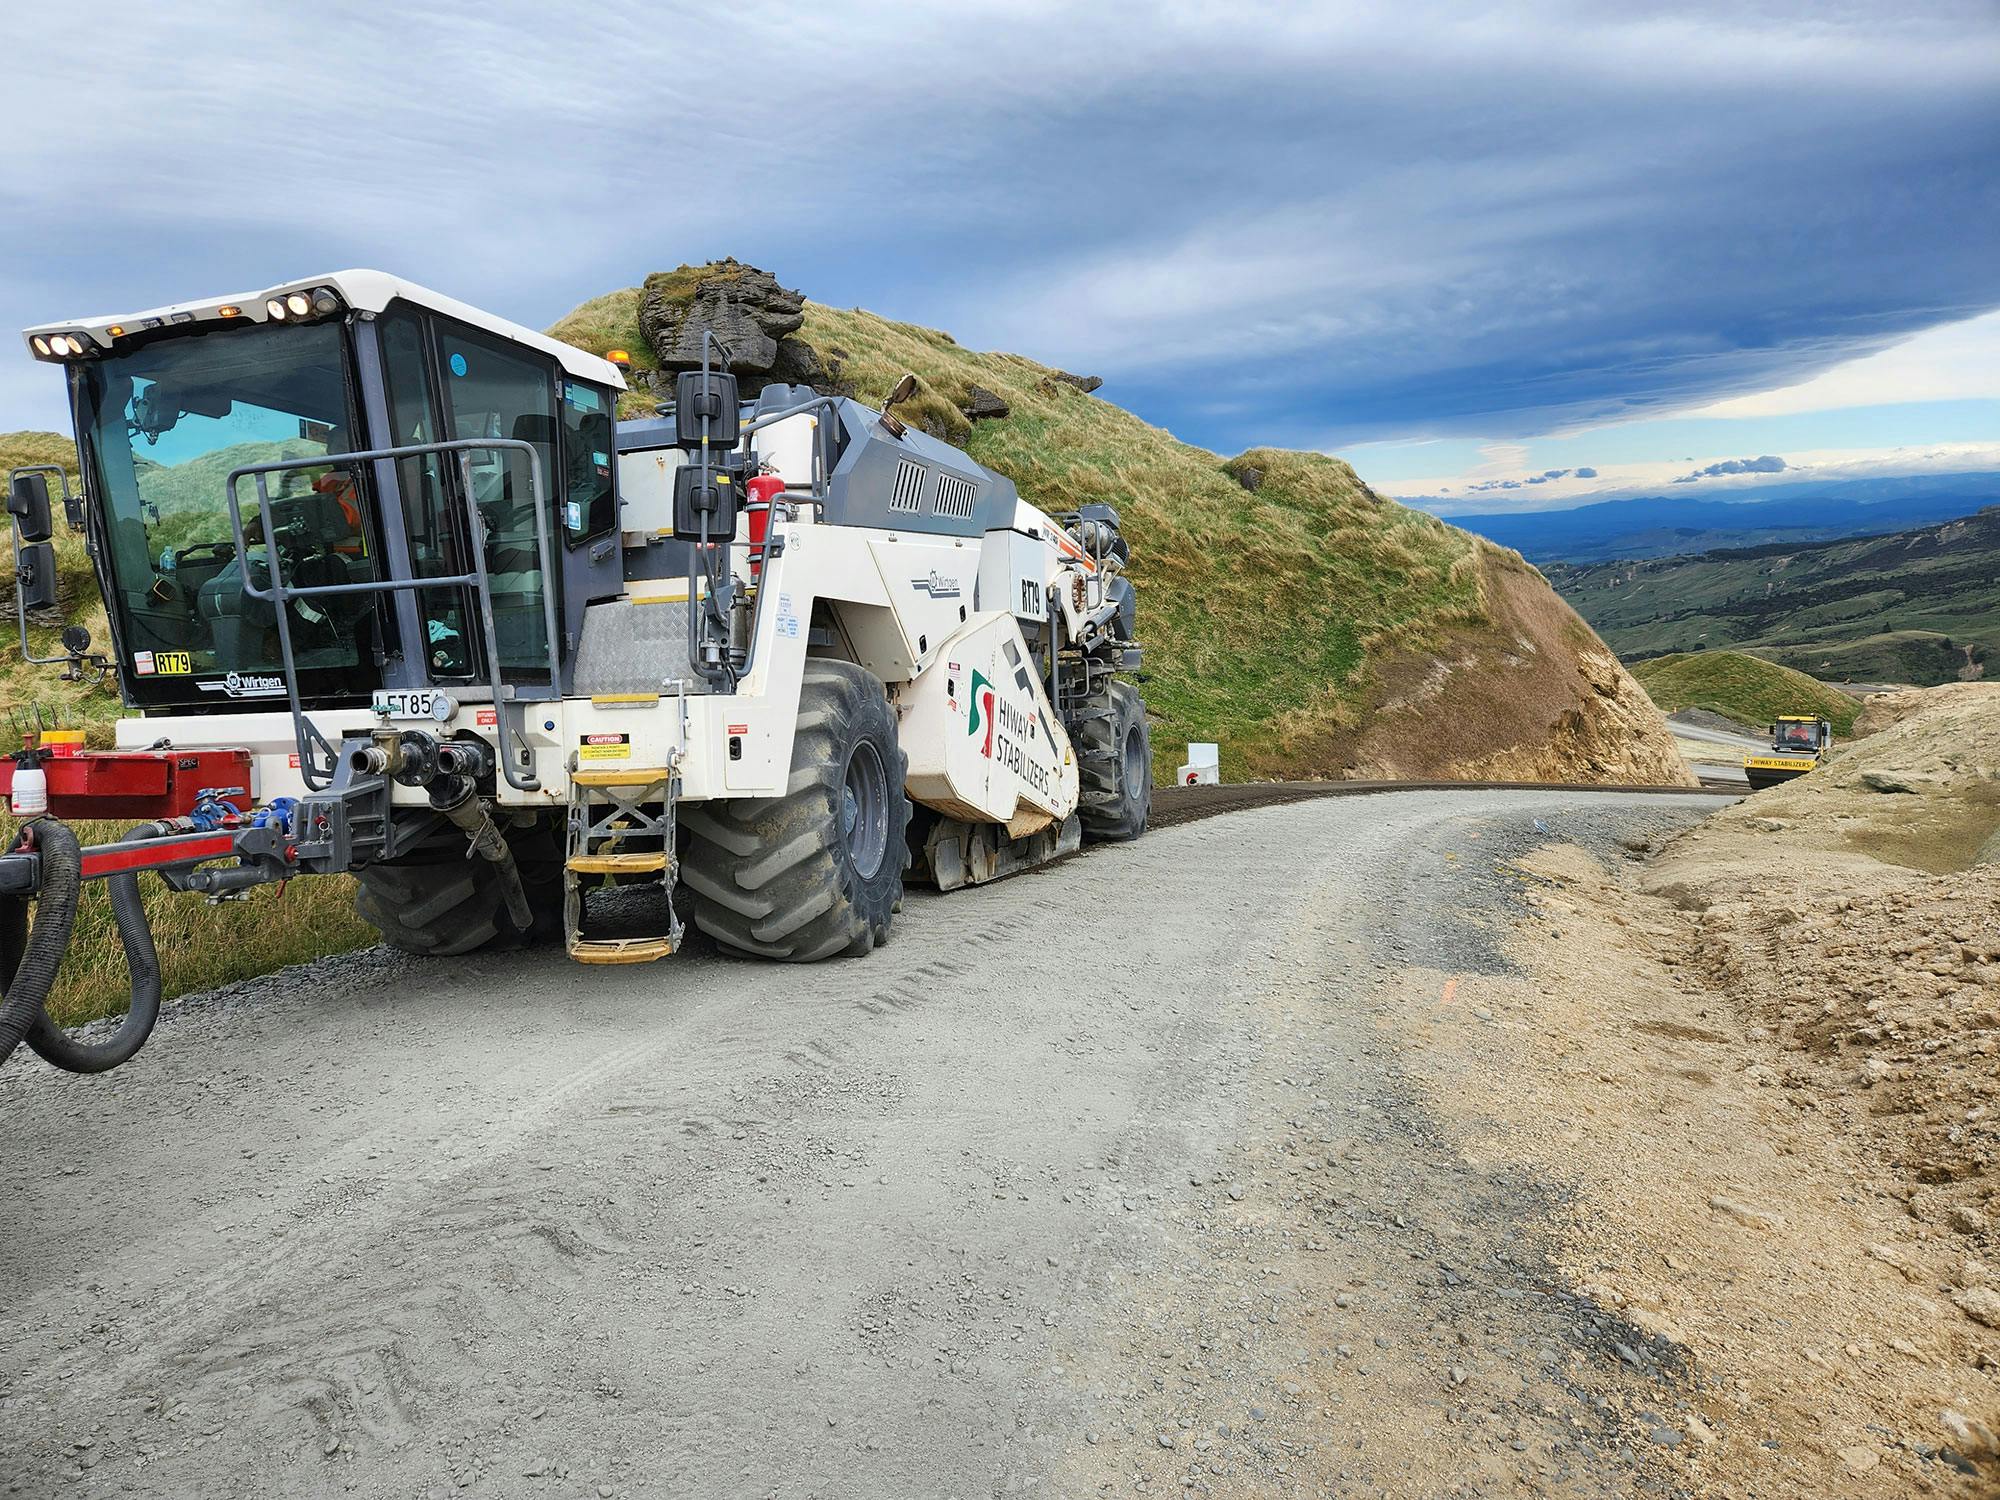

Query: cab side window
561;379;616;541
434;323;559;679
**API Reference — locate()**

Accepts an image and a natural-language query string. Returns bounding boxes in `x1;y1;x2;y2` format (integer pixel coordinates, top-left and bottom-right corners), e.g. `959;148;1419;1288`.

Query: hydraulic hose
0;818;82;1068
23;822;166;1074
431;777;533;931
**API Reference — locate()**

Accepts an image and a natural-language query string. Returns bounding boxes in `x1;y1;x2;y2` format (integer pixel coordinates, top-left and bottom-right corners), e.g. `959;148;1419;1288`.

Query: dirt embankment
1451;682;2000;1493
1328;546;1697;788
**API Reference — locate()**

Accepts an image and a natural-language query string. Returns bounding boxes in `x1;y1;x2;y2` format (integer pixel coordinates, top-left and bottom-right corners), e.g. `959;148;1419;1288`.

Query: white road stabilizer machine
0;272;1150;1075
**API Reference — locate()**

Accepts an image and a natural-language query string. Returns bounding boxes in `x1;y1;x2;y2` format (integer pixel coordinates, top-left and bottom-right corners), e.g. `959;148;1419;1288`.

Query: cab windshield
1773;722;1823;750
78;322;380;700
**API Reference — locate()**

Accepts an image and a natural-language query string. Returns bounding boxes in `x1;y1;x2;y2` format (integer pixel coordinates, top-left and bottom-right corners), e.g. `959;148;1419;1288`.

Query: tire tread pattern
681;660;911;961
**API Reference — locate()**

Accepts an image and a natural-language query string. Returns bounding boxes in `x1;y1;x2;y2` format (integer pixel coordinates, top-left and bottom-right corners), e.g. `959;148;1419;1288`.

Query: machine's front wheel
680;659;911;961
1075;678;1152;843
354;817;564;956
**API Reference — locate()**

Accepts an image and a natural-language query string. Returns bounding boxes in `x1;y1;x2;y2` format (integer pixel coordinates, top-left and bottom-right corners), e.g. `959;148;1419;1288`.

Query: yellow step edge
569;936;677;965
630;582;697;604
567;851;669;875
570;766;673;787
589;692;660;706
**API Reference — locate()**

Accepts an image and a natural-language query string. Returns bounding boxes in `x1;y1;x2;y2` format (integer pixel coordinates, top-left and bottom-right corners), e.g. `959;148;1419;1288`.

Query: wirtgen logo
198;672;286;699
911;571;962;599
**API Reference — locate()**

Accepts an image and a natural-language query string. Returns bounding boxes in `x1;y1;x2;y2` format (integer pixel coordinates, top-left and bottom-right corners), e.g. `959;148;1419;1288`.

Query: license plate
372;689;439;721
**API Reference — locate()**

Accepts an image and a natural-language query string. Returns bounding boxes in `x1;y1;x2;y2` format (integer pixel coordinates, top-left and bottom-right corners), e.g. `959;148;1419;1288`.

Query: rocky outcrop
963;386;1011;421
636;261;820;396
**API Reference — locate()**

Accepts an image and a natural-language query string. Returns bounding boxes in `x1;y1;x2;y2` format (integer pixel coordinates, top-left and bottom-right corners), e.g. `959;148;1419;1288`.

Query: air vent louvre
889;460;926;513
932;472;978;520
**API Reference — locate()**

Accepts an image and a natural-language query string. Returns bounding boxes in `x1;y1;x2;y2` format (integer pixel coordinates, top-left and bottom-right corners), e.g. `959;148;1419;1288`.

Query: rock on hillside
550;263;1692;788
634;261;824;394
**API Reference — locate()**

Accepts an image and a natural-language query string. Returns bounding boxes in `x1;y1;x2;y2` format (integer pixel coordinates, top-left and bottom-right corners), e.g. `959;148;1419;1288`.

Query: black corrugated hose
0;819;166;1074
0;817;82;1067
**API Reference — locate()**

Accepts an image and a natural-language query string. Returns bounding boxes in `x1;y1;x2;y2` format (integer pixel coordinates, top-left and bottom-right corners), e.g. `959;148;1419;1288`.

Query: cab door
376;307;563;692
434;321;561;689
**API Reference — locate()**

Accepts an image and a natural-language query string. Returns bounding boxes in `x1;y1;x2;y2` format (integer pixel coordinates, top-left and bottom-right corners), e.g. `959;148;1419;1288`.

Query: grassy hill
552;271;1689;787
1631;650;1859;737
1549;509;2000;686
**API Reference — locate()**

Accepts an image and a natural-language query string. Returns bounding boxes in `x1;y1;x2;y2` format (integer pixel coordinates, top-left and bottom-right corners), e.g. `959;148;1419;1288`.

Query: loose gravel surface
0;790;1728;1499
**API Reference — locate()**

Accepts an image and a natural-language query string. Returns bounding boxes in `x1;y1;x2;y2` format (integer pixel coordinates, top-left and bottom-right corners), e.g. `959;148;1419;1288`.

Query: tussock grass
1633;650;1860;736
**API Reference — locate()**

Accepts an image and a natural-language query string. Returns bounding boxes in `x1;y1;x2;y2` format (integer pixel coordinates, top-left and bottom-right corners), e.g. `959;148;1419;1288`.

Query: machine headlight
266;297;288;320
310;287;341;316
29;336;50;358
285;292;312;318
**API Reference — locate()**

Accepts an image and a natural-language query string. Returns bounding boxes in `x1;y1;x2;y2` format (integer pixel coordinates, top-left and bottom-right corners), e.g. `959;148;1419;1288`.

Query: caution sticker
578;732;631;762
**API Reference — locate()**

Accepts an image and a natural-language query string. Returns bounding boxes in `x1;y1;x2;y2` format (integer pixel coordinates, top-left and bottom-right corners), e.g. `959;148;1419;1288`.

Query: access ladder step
571;766;673;788
568;936;677;965
566;850;669;876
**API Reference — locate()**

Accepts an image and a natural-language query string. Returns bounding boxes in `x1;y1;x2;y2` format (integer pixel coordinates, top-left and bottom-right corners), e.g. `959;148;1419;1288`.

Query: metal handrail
225;437;561;793
721;394;840;685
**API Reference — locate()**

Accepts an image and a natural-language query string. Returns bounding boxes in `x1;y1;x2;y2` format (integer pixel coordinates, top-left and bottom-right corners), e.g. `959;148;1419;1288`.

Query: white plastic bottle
10;756;48;818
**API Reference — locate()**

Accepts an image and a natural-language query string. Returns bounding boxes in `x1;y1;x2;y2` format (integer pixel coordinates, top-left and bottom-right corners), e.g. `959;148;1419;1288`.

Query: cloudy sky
3;2;1995;513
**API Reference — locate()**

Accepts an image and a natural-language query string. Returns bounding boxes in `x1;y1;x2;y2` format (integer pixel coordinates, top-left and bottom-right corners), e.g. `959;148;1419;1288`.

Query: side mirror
672;466;739;542
673;369;741;449
17;542;57;610
8;472;52;544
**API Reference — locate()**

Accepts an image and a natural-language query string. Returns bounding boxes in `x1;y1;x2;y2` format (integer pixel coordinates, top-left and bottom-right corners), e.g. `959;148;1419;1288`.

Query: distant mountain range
1548;506;2000;686
1441;473;2000;564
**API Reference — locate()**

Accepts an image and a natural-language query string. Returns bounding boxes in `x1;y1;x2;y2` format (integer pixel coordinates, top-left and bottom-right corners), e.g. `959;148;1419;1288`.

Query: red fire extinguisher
745;473;785;577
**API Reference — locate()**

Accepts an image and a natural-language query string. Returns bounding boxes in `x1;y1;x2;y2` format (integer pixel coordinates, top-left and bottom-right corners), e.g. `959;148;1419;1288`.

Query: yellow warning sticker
155;650;193;675
578;733;631;762
1744;755;1816;772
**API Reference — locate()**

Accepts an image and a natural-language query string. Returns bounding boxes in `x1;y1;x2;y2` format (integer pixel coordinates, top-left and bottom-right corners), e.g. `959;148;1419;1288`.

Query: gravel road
0;789;1730;1498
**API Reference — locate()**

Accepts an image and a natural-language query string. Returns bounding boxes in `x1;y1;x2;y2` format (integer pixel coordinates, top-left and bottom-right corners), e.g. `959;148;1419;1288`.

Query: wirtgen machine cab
0;272;1151;1078
1743;714;1833;791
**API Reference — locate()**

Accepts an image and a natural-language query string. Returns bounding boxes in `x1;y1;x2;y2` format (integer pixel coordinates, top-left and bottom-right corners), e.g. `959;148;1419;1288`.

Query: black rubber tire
1075;678;1152;843
354;817;563;956
680;659;910;961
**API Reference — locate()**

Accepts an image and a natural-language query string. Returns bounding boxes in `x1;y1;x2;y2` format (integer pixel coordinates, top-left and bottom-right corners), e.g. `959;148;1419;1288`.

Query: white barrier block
1179;742;1221;786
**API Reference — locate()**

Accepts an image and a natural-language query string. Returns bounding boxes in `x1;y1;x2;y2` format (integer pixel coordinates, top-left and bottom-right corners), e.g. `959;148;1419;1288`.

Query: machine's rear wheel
354;817;563;956
680;659;911;961
1075;678;1152;842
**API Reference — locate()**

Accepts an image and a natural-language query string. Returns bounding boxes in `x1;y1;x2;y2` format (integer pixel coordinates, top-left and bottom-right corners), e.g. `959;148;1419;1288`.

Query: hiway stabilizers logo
965;670;1052;796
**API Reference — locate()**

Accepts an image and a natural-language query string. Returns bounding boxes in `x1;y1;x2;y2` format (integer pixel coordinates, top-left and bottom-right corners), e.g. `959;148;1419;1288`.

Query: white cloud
1391;441;2000;514
1685;310;2000;419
